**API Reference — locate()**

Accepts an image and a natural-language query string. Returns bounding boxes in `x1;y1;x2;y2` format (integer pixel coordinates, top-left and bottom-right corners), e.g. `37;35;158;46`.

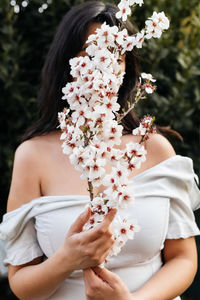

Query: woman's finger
91;231;114;249
92;267;119;288
85;209;117;242
95;209;117;234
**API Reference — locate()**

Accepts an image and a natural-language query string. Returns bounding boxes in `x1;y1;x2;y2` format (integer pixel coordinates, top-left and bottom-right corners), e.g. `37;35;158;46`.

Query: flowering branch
117;72;156;124
58;0;169;264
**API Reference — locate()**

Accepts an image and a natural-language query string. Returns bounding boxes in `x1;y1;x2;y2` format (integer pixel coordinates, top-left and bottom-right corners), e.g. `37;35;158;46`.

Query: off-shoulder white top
0;155;200;300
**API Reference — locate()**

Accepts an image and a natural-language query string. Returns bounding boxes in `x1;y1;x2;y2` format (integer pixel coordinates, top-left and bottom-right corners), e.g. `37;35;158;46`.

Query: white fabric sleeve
166;176;200;239
2;218;43;266
0;240;8;276
0;195;90;268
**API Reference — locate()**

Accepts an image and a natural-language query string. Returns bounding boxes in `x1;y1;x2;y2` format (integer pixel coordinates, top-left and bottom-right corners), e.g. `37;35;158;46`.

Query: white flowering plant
58;0;169;264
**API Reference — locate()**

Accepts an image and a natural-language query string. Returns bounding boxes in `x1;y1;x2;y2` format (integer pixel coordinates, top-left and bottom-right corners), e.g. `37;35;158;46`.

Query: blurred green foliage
0;0;199;298
127;0;200;171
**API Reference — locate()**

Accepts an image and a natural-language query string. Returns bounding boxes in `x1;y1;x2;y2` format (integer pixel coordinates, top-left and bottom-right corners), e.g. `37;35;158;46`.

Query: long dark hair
22;1;181;142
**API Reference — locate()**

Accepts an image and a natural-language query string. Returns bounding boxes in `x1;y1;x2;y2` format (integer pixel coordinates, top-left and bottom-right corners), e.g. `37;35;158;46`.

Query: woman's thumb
68;207;91;235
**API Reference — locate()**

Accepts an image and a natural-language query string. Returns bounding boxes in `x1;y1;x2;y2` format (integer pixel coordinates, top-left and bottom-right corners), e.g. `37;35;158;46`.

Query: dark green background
0;0;199;299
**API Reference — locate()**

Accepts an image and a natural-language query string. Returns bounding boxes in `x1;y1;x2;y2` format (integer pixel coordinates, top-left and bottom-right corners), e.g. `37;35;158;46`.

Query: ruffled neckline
1;154;199;241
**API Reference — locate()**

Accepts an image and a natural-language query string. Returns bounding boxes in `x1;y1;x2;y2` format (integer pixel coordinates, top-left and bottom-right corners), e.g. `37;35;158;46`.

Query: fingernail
110;208;117;215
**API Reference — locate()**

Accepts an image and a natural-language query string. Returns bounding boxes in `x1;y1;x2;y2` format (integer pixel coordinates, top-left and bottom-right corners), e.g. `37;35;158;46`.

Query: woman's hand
83;267;134;300
58;208;116;272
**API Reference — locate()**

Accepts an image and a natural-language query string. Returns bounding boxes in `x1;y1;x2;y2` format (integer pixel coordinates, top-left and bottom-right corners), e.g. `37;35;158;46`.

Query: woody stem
117;90;145;123
88;180;94;201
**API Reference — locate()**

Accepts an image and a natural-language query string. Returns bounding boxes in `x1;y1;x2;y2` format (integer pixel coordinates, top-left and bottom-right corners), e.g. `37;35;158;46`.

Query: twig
88;180;94;201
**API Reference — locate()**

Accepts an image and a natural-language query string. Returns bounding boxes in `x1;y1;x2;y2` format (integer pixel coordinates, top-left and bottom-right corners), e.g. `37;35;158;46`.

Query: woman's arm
8;250;74;300
8;206;116;300
132;237;197;300
83;237;197;300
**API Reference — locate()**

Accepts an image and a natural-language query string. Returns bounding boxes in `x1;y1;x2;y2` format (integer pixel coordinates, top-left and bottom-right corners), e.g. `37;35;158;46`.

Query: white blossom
61;140;75;155
70;56;93;78
62;82;80;101
153;11;170;30
145;84;155;94
95;23;118;48
132;124;146;136
91;196;108;214
125;142;147;169
116;0;144;22
80;148;106;181
58;109;69;130
71;103;92;126
145;20;162;39
114;216;140;243
106;147;124;166
102;120;123;146
135;30;145;48
118;185;134;208
145;12;170;39
116;2;131;22
121;35;136;54
139;73;157;94
69;147;86;172
141;73;156;82
93;49;113;70
83;213;105;231
115;28;128;46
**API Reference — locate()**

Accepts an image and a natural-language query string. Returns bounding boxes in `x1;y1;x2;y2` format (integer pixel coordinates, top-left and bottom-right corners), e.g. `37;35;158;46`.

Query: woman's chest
35;196;170;267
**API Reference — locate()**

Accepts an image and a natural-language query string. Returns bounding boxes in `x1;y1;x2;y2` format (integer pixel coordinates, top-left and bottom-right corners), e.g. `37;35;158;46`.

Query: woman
0;1;200;300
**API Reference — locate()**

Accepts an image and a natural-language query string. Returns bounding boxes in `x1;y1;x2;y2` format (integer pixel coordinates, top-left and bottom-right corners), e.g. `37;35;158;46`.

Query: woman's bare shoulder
145;133;176;161
16;137;43;158
15;131;60;162
7;133;57;212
